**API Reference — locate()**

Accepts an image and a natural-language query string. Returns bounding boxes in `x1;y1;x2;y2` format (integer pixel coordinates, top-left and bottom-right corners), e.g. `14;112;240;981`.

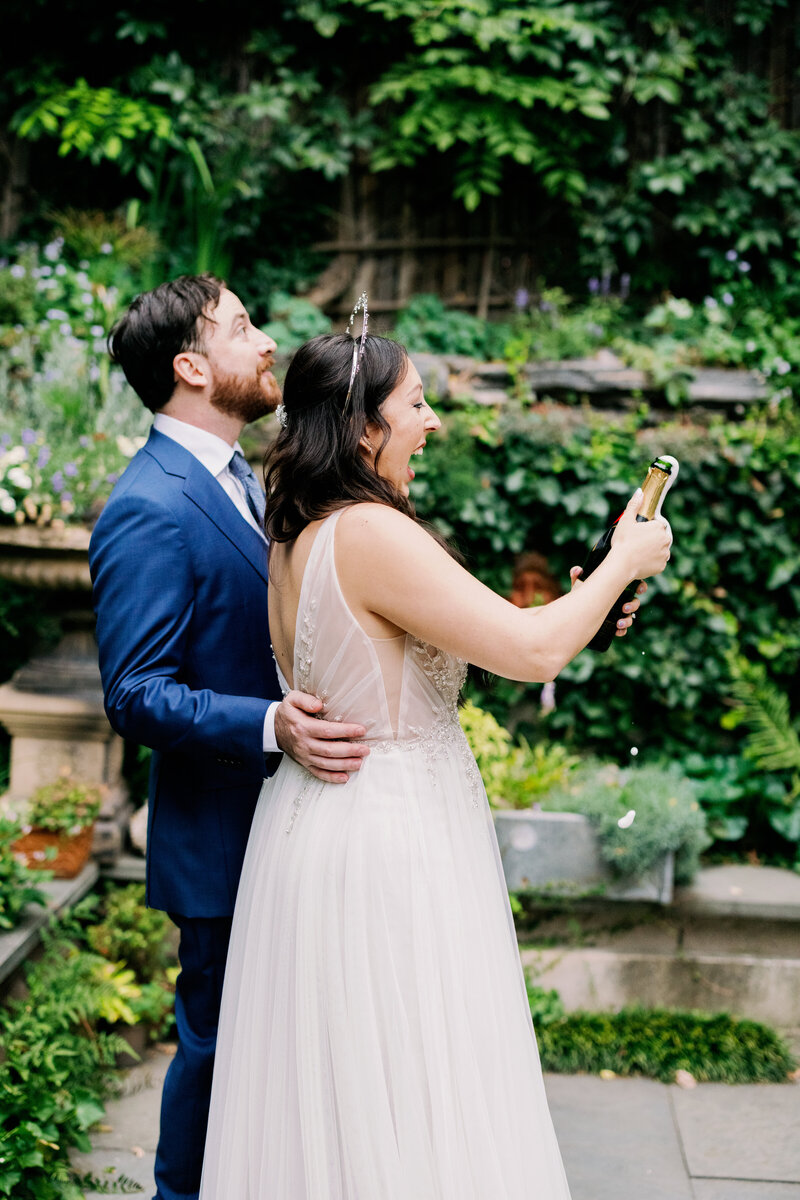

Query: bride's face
363;362;441;497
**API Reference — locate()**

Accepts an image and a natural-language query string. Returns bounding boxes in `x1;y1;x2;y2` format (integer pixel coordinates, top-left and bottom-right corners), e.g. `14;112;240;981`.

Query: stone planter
494;809;674;904
0;525;130;862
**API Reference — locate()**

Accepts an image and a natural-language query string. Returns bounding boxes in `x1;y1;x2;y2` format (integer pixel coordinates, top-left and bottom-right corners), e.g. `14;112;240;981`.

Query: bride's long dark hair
264;333;421;543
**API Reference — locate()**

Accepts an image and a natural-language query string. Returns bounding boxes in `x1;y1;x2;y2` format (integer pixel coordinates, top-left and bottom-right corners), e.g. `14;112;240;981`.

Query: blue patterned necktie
228;450;266;527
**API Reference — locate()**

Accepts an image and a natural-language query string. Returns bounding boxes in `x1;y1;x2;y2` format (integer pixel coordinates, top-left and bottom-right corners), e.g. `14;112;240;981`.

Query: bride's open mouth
408;442;426;479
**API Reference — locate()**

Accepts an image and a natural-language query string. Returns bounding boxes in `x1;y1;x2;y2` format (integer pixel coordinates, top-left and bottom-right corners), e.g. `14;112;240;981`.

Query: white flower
617;809;636;829
60;322;71;335
703;296;718;309
55;264;67;276
44;238;63;261
46;308;69;321
10;264;25;279
90;324;105;337
666;297;693;320
1;446;28;468
7;467;32;489
775;358;791;376
100;242;113;254
82;292;94;305
0;488;16;514
722;292;734;306
114;434;146;458
745;339;757;352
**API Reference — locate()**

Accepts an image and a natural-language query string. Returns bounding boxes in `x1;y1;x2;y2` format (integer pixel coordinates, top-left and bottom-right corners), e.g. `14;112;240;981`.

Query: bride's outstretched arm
335;491;671;683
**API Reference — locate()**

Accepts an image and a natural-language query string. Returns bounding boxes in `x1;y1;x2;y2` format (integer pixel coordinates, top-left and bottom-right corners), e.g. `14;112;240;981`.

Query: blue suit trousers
153;915;233;1200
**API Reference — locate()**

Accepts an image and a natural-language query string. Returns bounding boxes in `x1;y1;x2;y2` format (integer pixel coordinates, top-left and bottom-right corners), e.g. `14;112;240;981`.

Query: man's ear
173;351;209;389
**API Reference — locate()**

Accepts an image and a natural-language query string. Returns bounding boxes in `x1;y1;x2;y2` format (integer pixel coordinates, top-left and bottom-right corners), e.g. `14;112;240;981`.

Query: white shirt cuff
263;701;280;755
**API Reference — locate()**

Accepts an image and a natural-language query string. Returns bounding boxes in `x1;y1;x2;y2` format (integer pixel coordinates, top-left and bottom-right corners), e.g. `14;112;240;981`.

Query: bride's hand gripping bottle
580;455;679;652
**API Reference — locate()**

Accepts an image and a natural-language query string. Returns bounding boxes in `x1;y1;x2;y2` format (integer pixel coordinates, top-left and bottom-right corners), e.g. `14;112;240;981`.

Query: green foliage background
2;0;800;308
411;401;800;760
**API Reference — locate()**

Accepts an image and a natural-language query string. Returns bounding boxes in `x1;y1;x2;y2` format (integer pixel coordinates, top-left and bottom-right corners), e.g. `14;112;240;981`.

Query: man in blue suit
89;275;368;1200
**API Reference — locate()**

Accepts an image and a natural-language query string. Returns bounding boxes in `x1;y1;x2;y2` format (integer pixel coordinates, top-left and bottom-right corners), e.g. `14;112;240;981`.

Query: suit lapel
144;429;269;585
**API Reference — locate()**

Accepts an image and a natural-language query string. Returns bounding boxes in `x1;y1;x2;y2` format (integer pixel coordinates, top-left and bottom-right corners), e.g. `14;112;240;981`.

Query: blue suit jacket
89;429;281;917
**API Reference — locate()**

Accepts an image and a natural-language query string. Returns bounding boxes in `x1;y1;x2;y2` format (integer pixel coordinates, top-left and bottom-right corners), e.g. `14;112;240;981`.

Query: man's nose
259;331;277;354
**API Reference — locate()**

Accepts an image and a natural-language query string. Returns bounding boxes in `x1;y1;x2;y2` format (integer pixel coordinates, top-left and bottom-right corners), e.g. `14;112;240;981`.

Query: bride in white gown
199;321;671;1200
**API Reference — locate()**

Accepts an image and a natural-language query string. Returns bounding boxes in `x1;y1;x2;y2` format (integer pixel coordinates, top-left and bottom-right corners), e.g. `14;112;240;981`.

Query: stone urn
0;524;130;861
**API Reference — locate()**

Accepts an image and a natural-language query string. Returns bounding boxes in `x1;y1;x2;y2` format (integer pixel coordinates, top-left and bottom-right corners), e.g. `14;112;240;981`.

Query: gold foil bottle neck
638;462;673;520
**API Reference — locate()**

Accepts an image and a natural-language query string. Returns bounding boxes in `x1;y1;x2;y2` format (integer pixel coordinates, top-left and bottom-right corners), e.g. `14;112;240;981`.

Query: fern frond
730;671;800;773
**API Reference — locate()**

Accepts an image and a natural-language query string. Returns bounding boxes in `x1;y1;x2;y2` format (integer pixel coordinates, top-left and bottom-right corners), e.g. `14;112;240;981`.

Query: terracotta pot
12;822;95;878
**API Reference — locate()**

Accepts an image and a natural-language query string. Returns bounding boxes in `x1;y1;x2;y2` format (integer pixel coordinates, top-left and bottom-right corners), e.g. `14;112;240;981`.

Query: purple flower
738;261;751;273
514;288;529;310
0;434;10;449
620;273;631;299
106;472;120;484
539;300;554;313
51;470;64;493
62;491;73;503
21;428;37;444
725;249;738;262
600;271;612;296
64;462;78;477
37;446;51;468
588;277;600;294
79;436;90;448
722;291;734;306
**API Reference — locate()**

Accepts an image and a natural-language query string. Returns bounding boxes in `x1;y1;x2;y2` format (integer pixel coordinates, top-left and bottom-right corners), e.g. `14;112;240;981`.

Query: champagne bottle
581;455;679;652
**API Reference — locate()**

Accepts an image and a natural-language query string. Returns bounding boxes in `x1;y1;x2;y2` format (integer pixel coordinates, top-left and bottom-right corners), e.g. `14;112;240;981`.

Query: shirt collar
152;412;241;478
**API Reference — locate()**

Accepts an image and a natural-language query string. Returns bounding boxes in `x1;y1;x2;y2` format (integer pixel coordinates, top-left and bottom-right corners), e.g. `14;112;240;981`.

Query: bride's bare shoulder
336;501;429;544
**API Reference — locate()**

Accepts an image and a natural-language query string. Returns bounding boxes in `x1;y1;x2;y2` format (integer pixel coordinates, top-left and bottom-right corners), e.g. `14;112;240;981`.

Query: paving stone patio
70;1047;800;1199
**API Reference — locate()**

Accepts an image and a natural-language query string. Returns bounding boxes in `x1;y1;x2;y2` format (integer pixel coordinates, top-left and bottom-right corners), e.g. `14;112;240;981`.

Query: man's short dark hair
108;274;224;412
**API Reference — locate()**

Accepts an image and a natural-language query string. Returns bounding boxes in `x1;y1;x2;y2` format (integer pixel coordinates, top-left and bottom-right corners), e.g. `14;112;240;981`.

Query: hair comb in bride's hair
344;291;369;407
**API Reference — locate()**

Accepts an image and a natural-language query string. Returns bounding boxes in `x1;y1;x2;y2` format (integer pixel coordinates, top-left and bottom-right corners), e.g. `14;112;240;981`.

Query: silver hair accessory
344;291;369;405
275;403;288;428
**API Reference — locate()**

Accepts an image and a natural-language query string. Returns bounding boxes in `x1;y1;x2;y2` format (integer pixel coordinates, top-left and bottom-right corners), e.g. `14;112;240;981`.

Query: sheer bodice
276;508;468;744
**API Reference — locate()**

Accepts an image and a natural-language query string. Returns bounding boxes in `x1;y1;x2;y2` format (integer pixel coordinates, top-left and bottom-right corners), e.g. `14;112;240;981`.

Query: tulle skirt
199;742;571;1199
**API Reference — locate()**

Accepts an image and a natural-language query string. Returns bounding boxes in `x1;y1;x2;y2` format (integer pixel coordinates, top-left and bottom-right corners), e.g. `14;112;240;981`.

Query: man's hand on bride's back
275;692;369;784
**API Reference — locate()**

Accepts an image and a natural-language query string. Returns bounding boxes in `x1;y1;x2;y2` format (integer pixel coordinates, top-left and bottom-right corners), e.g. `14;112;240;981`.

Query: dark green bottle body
581;514;649;652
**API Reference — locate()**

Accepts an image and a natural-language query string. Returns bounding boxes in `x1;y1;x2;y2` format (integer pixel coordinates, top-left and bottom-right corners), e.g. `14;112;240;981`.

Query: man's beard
210;363;282;423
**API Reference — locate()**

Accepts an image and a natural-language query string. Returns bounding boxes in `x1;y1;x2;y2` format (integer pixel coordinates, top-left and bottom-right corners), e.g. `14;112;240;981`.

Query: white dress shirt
152;413;279;754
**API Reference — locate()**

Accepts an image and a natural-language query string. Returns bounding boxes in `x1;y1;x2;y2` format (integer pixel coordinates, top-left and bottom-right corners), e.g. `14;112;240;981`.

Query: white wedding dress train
200;510;571;1199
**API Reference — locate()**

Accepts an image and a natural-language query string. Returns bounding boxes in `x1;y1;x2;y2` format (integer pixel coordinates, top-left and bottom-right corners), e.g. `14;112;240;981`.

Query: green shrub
394;294;511;360
86;884;173;980
0;929;129;1199
539;762;710;886
538;1007;796;1084
0;814;49;931
262;292;331;356
85;884;177;1042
